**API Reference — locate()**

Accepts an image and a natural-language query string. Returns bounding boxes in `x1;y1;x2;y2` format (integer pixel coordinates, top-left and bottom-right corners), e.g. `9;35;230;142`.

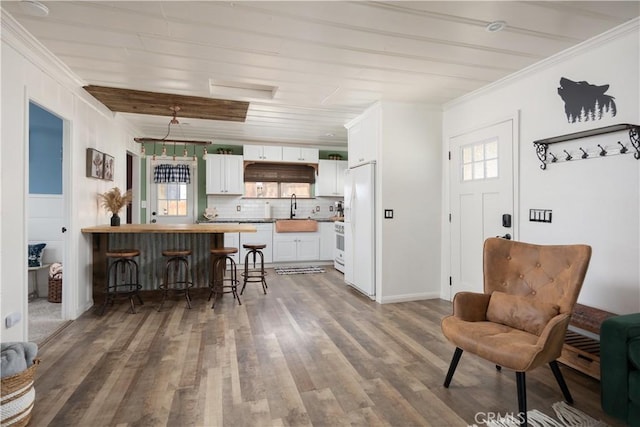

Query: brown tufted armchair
441;237;592;426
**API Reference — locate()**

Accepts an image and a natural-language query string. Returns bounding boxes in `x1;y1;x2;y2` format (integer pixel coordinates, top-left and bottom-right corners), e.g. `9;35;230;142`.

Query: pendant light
134;105;212;157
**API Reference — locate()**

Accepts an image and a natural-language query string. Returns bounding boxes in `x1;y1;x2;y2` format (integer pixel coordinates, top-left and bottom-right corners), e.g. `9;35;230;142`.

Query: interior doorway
27;101;68;344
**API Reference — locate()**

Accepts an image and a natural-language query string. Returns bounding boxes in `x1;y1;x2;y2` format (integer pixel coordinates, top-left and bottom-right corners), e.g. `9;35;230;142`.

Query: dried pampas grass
99;187;132;214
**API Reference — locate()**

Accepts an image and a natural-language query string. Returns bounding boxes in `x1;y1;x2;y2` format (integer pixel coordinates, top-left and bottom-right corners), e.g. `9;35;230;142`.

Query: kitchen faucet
290;193;297;219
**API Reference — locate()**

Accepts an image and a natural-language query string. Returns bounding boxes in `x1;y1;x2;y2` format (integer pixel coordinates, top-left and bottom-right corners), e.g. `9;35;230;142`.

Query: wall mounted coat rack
533;123;639;170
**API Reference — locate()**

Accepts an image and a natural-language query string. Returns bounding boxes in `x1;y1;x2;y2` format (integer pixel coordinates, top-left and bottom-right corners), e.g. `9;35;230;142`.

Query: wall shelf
533;123;639;170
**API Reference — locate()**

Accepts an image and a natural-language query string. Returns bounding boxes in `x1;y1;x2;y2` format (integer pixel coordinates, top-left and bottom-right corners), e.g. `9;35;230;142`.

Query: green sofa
601;313;640;426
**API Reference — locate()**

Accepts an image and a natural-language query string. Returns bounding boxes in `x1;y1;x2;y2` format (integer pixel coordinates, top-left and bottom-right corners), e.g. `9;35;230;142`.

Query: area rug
275;266;326;275
468;401;609;427
29;298;69;345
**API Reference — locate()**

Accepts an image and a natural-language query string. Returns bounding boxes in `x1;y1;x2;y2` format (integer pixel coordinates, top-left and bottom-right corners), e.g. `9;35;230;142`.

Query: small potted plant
98;187;132;226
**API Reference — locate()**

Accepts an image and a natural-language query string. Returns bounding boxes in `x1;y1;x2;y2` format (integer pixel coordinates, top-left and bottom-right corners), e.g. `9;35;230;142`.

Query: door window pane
156;182;188;216
461;138;499;182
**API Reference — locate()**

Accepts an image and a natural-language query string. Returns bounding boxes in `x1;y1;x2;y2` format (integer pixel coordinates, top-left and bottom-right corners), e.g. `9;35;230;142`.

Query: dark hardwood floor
32;267;620;426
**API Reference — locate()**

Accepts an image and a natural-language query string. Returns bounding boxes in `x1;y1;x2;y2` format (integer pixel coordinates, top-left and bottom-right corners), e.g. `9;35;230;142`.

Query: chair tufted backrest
483;237;592;315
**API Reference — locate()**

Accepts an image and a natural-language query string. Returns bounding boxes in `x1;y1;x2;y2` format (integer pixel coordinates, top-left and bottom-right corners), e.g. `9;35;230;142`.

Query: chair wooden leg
549;360;573;404
443;347;463;387
516;371;527;426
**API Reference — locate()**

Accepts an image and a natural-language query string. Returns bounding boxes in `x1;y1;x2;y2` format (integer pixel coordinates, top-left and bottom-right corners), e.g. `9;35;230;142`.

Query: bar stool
208;247;241;309
158;249;193;311
241;244;268;295
100;248;143;315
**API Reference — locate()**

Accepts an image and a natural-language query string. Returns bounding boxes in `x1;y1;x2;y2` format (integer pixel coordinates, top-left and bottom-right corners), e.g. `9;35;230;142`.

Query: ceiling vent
209;79;277;100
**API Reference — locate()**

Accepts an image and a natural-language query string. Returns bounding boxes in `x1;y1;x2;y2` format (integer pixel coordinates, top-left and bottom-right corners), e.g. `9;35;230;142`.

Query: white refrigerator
343;161;375;298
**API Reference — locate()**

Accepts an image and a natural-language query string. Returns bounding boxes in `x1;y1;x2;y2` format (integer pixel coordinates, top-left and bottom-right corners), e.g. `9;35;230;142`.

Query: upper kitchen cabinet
206;154;244;195
243;145;282;161
345;103;380;168
316;159;347;197
282;147;319;163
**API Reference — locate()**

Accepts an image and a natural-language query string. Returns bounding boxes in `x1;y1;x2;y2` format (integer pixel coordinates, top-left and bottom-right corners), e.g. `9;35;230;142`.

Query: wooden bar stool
100;248;143;315
208;247;241;309
241;243;268;295
158;249;193;311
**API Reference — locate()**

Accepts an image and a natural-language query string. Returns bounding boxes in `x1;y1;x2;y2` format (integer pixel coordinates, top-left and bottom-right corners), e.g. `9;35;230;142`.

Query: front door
148;159;197;224
449;119;515;299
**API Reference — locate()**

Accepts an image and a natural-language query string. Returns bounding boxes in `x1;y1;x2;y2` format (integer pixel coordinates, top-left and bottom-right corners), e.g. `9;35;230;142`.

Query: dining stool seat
158;249;193;311
208;247;240;309
241;243;268;295
100;248;143;315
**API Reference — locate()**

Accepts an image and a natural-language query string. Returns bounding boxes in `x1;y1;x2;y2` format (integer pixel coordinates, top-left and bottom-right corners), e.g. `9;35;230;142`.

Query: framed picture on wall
86;148;103;179
103;153;114;181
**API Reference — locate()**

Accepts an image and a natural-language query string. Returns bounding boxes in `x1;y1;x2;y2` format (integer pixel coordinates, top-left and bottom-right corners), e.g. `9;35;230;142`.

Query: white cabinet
319;222;335;261
282;147;319;163
345;103;379;168
206;154;243;195
243;145;282;161
240;223;273;264
316;159;347;197
273;233;320;262
224;232;240;264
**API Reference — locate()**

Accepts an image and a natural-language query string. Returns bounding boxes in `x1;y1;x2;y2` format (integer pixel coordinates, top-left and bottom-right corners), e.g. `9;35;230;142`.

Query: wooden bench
558;303;616;380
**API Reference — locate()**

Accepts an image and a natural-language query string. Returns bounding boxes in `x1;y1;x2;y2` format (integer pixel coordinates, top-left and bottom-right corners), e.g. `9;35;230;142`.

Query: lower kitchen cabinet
273;233;320;262
224;232;240;264
239;223;273;264
319;222;335;261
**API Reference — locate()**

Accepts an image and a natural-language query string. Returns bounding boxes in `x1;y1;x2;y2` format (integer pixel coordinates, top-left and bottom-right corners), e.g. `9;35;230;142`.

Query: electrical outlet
329;206;334;212
315;206;320;212
236;205;241;212
384;209;394;219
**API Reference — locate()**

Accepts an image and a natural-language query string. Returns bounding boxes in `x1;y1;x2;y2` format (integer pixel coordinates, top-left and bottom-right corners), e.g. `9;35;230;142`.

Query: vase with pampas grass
99;187;132;226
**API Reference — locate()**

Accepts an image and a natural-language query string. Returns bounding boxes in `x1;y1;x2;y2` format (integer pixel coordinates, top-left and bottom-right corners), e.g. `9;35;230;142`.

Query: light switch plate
5;312;22;328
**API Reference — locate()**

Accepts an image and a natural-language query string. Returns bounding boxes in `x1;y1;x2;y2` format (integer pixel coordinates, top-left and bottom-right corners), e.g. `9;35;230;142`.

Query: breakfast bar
81;223;257;301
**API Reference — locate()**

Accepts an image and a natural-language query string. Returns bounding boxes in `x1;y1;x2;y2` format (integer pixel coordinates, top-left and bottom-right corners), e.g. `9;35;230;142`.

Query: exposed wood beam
83;85;249;122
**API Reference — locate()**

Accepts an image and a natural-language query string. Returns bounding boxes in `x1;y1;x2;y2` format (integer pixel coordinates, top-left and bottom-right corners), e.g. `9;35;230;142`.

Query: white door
449;119;515;298
148;160;197;224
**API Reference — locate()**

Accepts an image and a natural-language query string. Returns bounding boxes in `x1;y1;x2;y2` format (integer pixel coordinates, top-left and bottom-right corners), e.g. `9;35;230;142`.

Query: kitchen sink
275;219;318;233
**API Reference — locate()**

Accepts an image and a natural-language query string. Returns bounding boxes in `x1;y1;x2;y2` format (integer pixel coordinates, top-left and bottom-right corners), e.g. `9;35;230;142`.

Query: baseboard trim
379;292;441;304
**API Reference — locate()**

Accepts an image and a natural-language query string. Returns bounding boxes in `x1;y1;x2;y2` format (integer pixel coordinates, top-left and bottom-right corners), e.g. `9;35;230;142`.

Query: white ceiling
3;1;639;149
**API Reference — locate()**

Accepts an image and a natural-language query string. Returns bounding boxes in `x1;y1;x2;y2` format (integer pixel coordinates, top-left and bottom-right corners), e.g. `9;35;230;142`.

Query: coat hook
597;144;607;156
618;141;628;154
563;149;573;161
549;152;558;163
579;147;589;159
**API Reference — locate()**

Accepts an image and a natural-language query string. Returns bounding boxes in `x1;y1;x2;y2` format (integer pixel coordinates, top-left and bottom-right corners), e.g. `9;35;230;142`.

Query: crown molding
444;17;640;110
0;9;119;120
1;9;85;88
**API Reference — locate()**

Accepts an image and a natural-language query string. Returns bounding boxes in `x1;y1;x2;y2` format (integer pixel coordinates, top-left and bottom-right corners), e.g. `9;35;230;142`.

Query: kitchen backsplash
206;196;342;220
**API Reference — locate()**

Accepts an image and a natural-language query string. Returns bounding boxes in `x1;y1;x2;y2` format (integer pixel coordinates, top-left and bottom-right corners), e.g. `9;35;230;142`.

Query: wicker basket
1;359;40;427
47;278;62;303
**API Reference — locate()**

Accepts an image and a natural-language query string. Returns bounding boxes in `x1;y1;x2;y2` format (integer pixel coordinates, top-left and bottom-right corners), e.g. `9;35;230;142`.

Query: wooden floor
32;267;621;427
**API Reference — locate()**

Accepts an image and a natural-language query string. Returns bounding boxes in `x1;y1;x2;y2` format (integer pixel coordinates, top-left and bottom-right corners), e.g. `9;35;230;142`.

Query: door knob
499;233;512;240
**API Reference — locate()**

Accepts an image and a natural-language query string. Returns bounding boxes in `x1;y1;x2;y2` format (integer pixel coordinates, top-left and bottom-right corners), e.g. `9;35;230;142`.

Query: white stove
334;221;345;273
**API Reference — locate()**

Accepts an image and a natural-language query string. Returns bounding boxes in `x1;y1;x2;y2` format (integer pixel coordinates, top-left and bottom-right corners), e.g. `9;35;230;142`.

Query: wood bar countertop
81;223;257;234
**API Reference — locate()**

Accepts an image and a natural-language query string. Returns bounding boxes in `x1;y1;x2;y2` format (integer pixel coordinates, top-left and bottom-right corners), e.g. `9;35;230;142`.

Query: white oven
334;221;345;272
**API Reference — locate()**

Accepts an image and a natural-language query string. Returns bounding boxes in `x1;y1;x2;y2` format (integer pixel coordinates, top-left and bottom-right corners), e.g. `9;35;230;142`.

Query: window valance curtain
153;164;191;183
244;163;315;183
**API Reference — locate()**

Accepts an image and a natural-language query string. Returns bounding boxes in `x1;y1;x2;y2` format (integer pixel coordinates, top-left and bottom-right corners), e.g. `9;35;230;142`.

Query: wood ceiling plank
83;85;249;122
